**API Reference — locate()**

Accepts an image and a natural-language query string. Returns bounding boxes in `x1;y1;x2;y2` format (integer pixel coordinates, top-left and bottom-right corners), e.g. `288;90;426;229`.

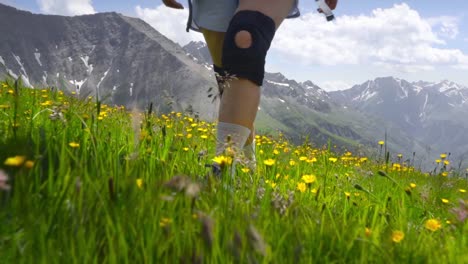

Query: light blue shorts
187;0;300;32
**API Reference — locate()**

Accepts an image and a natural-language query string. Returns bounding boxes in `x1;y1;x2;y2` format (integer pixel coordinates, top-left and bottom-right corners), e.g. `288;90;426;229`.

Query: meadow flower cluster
0;80;467;263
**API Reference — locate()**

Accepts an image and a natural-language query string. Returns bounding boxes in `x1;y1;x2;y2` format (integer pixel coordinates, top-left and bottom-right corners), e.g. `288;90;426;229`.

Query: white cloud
428;16;459;39
320;80;353;91
135;5;204;46
272;3;468;72
37;0;95;16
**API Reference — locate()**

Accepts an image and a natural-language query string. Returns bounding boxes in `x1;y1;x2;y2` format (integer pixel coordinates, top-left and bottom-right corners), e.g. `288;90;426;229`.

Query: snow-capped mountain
330;77;468;125
330;77;468;162
0;4;217;119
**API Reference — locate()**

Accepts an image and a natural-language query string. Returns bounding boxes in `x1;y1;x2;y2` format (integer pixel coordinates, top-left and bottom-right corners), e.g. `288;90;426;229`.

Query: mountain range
0;3;217;119
1;3;467;170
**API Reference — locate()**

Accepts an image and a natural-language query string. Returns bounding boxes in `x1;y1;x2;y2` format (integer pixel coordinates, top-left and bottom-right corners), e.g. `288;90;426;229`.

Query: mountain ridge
0;3;218;119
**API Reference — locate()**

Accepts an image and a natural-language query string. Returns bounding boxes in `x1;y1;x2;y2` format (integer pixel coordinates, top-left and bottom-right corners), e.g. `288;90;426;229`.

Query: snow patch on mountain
0;56;5;65
421;94;428;116
97;68;110;89
7;69;18;79
20;75;32;88
267;80;290;87
12;53;28;77
69;79;87;93
34;51;43;67
79;55;93;74
42;71;48;83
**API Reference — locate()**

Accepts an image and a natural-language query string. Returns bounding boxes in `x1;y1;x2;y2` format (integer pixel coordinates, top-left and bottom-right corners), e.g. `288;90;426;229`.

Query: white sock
242;139;257;171
243;139;256;160
216;122;251;156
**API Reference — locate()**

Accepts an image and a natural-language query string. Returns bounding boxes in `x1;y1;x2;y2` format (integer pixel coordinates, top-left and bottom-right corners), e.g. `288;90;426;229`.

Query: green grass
0;79;467;263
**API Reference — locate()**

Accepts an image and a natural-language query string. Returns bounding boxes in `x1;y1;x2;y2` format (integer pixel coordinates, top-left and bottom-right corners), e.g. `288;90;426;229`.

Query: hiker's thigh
237;0;295;28
201;28;225;67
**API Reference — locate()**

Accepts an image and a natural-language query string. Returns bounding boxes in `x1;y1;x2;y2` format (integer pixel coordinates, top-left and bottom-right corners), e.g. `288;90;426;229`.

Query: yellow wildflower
69;142;80;148
159;217;172;227
4;156;26;167
392;230;404;243
329;157;338;163
136;179;143;189
183;147;189;152
441;198;449;204
302;174;317;184
378;141;385;145
441;172;448;177
297;182;307;193
365;228;372;237
459;189;466;193
200;134;208;139
241;167;250;173
440;153;447;159
443;160;450;166
435;159;441;163
289;160;296;166
311;188;317;194
410;183;416;188
263;159;275;166
424;219;441;232
212;155;233;167
24;160;35;169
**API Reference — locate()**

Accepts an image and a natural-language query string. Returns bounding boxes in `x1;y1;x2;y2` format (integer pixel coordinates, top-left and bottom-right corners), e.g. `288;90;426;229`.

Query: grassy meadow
0;79;467;263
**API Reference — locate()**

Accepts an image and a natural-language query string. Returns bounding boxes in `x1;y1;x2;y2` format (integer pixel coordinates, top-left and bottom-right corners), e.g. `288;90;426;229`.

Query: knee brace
222;10;276;86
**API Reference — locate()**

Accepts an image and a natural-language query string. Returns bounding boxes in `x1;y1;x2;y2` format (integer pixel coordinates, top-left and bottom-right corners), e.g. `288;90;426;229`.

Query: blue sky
2;0;468;90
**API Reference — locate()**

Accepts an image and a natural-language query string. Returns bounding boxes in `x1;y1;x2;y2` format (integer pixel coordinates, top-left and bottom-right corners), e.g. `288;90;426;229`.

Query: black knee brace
222;10;276;86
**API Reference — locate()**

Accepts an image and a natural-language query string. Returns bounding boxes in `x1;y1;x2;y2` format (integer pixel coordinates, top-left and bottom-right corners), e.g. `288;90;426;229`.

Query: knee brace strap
222;11;276;86
213;64;226;96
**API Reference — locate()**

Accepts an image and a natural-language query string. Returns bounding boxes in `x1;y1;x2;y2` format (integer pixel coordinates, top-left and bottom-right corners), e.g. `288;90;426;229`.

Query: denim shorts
186;0;300;32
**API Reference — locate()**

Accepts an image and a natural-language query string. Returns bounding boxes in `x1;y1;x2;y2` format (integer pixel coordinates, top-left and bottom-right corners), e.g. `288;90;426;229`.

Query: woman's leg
201;28;225;68
202;28;256;155
218;0;294;151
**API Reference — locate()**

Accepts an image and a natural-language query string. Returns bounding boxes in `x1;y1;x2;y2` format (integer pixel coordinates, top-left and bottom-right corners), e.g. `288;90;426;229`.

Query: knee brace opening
234;30;252;49
222;10;276;86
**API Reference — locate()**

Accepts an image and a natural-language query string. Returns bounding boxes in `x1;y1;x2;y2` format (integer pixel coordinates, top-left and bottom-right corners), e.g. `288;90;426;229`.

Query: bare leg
218;0;295;141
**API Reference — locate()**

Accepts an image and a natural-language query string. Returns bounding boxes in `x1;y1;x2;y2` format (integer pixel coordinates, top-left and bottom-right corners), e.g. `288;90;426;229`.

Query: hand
162;0;184;9
325;0;338;10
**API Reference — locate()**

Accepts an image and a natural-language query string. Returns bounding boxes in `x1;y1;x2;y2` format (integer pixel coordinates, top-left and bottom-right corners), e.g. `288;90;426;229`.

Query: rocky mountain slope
0;3;217;119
